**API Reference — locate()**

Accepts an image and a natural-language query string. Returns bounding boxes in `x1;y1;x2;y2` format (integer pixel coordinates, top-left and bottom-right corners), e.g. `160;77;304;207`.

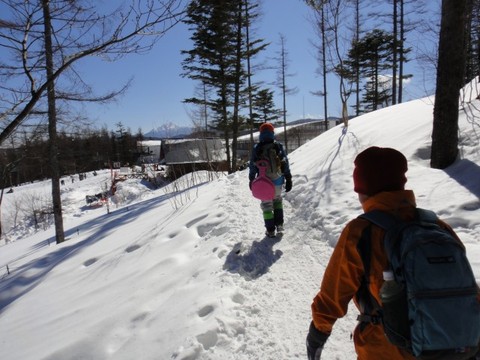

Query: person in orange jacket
305;146;479;360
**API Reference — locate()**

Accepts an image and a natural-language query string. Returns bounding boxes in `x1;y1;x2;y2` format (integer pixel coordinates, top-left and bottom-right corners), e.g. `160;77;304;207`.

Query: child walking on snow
248;123;292;238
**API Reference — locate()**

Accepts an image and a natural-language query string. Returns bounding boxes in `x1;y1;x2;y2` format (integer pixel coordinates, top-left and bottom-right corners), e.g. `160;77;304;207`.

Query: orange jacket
310;190;465;360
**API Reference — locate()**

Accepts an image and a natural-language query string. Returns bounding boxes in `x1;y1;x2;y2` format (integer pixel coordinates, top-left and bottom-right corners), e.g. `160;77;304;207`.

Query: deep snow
1;88;479;360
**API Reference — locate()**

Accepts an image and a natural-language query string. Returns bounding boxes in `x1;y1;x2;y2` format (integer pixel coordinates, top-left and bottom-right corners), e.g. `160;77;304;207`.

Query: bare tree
0;0;186;243
15;189;52;231
0;0;185;145
275;34;297;152
307;0;360;126
185;82;215;137
42;0;65;243
392;0;398;105
307;0;330;130
389;0;426;104
329;0;357;125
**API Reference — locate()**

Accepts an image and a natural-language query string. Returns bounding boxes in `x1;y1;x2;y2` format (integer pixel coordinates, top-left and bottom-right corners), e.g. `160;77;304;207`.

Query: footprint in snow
82;258;98;267
198;305;215;318
125;244;141;253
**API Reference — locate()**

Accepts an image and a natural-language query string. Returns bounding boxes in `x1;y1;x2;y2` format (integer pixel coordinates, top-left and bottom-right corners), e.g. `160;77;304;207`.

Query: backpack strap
415;208;438;224
273;141;281;154
359;210;415;271
361;208;438;227
255;140;276;153
356;224;383;330
358;210;397;230
355;210;413;328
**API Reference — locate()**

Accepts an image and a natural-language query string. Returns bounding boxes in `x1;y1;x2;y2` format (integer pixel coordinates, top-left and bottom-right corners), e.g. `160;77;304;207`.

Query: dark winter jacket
248;139;291;186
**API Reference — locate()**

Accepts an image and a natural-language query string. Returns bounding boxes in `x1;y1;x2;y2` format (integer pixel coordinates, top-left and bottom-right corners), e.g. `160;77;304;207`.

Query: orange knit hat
259;123;275;133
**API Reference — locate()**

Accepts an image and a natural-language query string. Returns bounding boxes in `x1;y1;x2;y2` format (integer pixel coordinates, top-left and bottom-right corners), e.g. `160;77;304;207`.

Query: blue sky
72;0;439;133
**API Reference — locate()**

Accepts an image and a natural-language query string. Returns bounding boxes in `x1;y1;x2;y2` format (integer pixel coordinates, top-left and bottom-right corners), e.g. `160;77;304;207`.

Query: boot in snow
276;224;284;234
265;229;276;238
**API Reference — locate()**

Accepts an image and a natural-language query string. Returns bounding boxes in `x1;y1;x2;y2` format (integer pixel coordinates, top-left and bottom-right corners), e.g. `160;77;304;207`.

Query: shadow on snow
223;235;283;280
0;182;208;313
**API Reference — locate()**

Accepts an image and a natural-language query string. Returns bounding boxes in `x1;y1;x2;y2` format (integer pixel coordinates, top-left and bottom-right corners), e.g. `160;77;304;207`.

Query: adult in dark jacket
249;123;292;237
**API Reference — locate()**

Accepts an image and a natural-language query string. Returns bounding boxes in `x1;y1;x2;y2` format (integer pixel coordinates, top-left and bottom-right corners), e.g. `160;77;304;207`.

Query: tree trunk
398;0;405;103
355;0;361;116
281;41;288;152
230;0;243;173
0;187;4;239
321;4;328;130
431;0;467;169
392;0;398;105
245;0;255;150
42;0;65;244
374;53;379;111
220;80;232;173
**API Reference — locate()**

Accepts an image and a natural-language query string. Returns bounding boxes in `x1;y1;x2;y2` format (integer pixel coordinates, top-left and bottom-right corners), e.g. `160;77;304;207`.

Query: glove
285;176;292;192
306;322;329;360
306;342;322;360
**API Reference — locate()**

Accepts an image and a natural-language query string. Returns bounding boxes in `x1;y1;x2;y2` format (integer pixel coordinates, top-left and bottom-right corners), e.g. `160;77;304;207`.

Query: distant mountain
144;122;193;139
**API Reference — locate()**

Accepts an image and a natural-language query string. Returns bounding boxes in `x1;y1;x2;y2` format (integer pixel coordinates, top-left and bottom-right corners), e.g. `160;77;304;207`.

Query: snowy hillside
0;92;479;360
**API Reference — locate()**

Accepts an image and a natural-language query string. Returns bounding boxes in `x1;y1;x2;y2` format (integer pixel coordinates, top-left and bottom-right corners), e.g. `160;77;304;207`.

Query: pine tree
251;88;280;126
182;0;267;172
182;0;239;172
244;0;269;149
348;29;395;112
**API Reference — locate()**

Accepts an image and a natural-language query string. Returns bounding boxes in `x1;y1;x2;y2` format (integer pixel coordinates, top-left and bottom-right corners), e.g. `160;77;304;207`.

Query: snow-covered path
167;171;359;359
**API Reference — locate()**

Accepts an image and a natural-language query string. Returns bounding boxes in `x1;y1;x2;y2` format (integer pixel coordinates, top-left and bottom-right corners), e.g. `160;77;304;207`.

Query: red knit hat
259;122;275;133
353;146;408;196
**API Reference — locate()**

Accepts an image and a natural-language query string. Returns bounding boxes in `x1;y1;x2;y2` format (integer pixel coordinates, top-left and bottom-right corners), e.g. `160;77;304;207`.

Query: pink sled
251;160;275;201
